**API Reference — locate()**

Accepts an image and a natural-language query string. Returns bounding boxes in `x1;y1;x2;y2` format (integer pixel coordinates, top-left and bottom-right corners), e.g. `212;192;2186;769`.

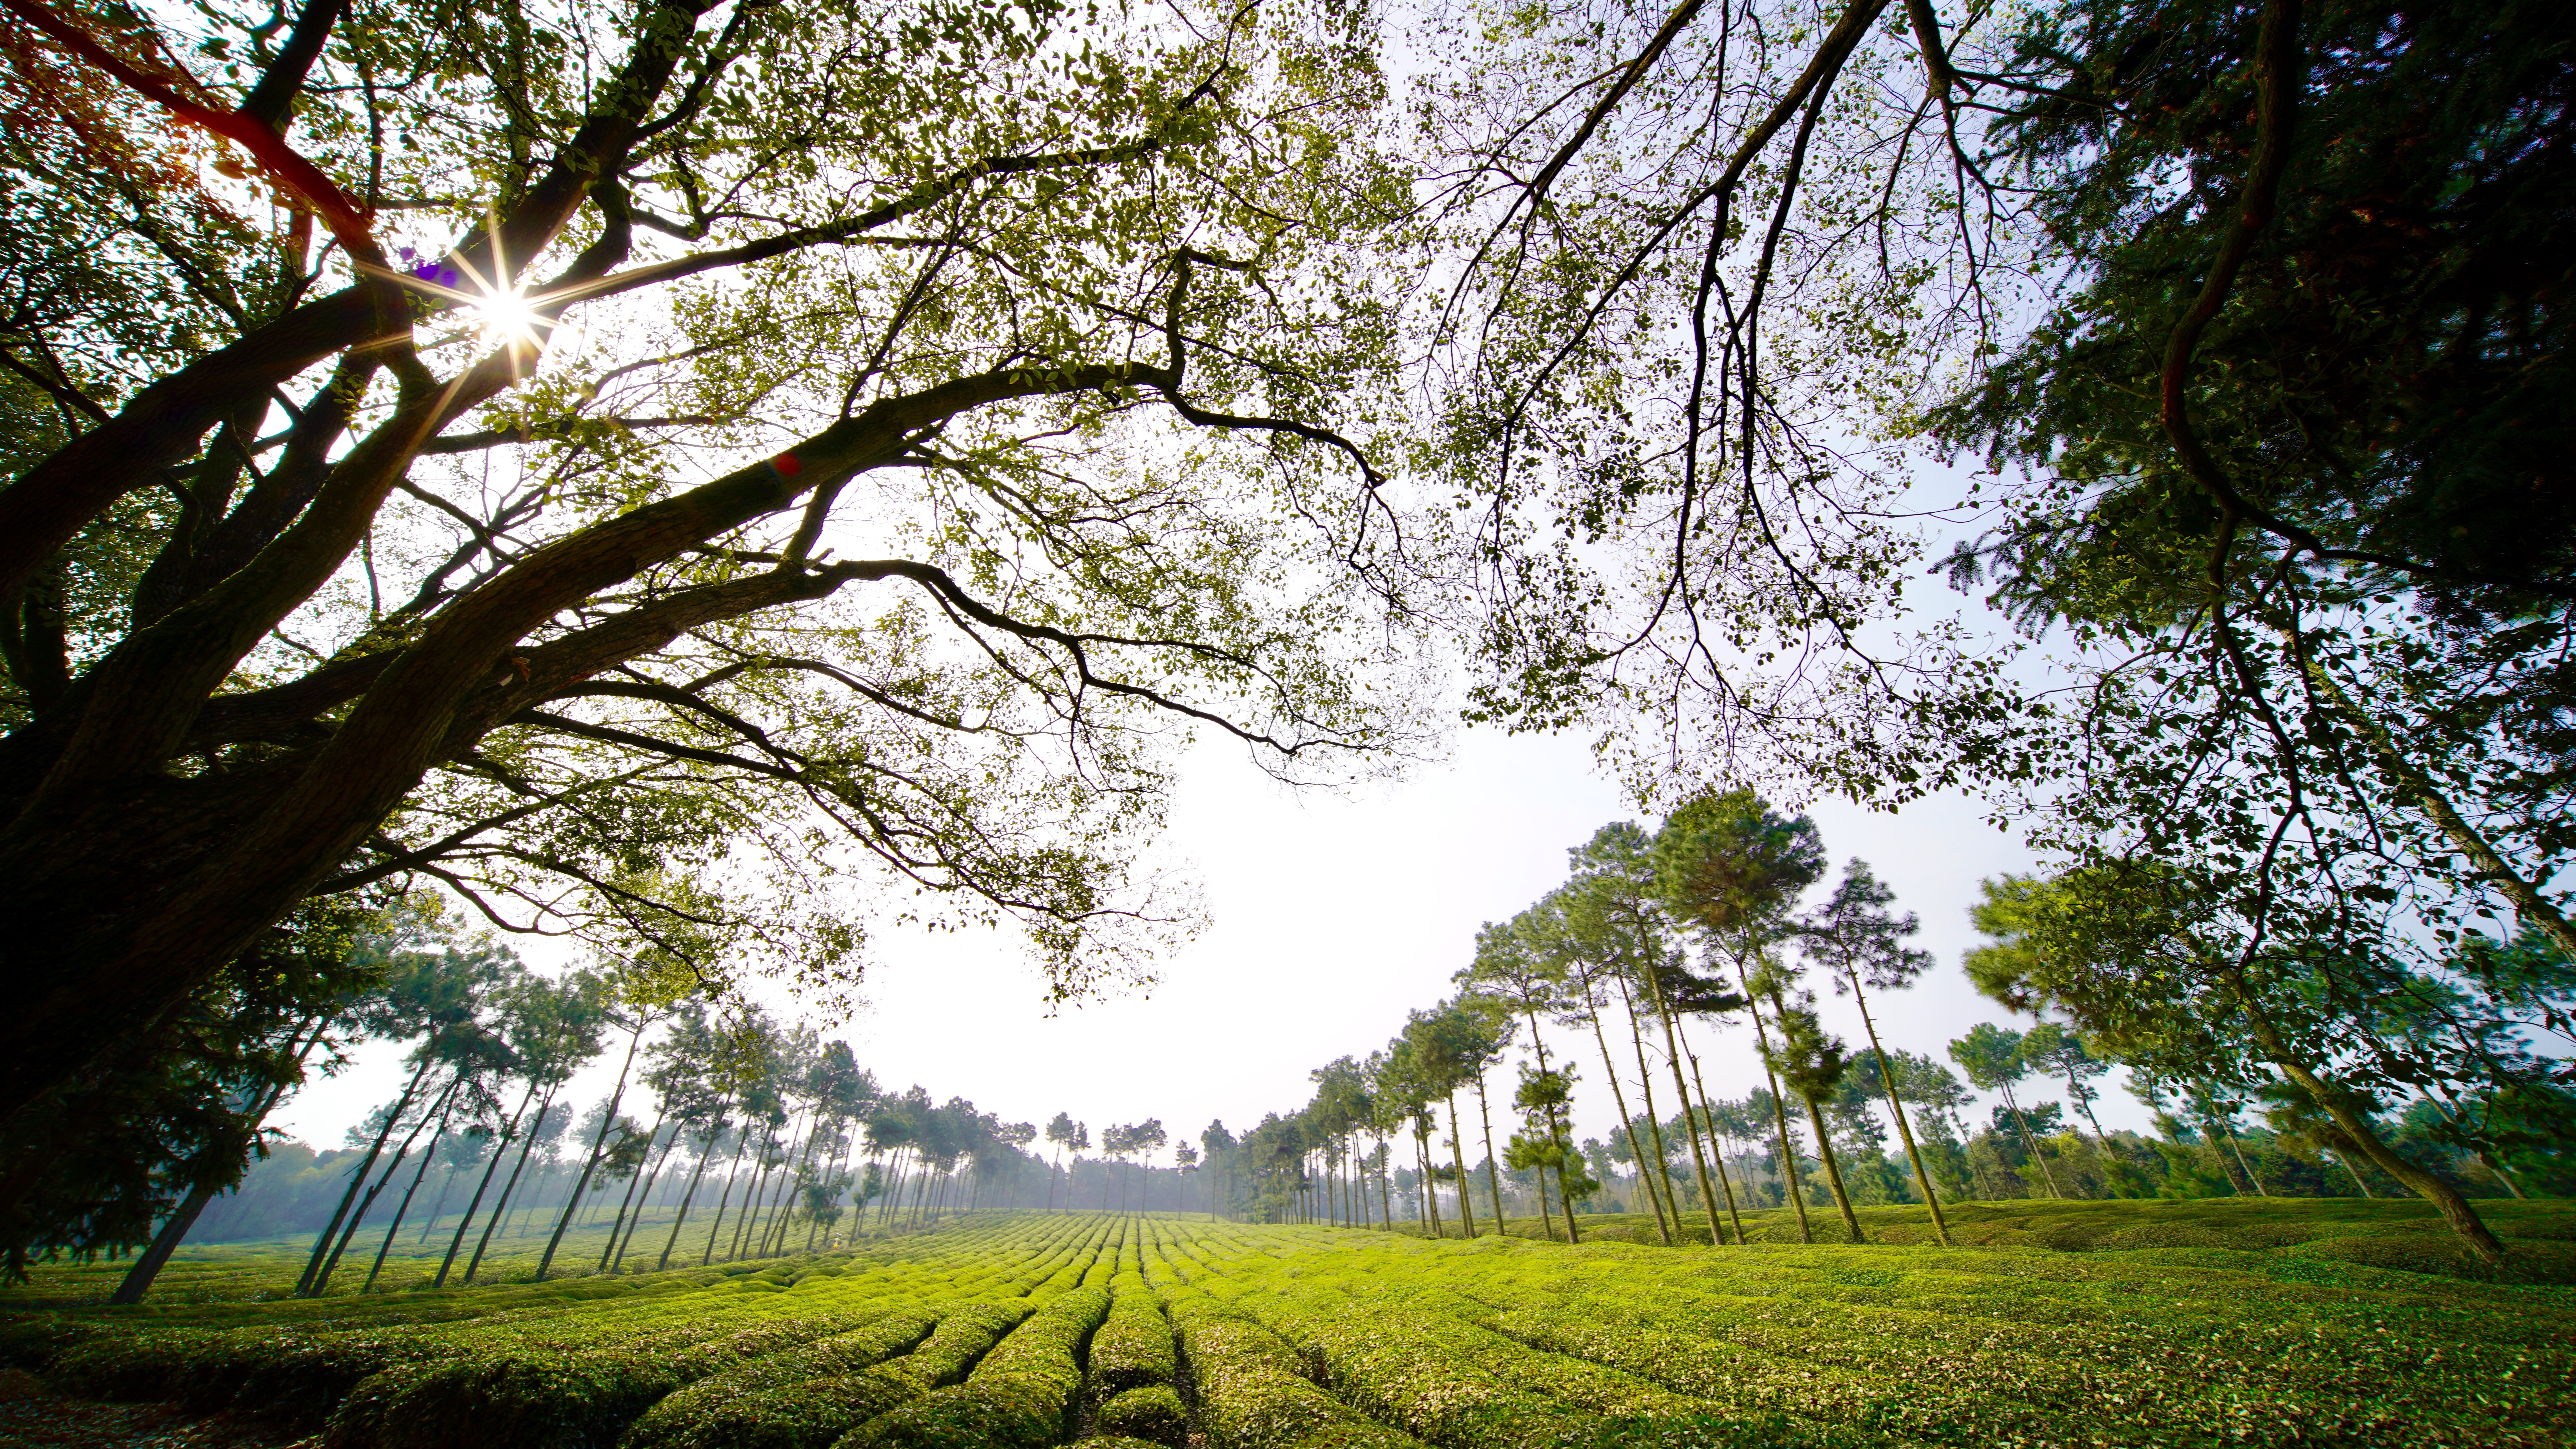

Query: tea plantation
1;1202;2569;1448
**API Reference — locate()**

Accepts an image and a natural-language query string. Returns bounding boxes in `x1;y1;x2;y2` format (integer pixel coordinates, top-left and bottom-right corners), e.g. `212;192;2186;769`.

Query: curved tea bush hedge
620;1310;942;1449
1084;1281;1175;1401
831;1284;1109;1449
1096;1383;1186;1444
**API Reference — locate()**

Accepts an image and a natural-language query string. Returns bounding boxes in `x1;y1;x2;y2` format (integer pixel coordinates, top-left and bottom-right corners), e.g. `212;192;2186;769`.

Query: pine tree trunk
317;1075;460;1293
654;1123;726;1270
1727;957;1814;1242
110;1180;217;1305
539;1019;646;1280
700;1117;759;1263
1472;1073;1506;1237
465;1091;556;1283
1414;1126;1441;1237
116;1024;322;1305
1615;974;1687;1243
2273;1056;2506;1264
1848;973;1952;1245
439;1079;541;1286
419;1166;459;1244
1645;967;1734;1245
1517;1006;1571;1245
745;1115;804;1257
1676;1020;1750;1246
2218;1119;2269;1196
1582;977;1671;1244
1800;1093;1865;1242
601;1106;673;1273
727;1136;772;1260
361;1102;456;1293
299;1048;437;1294
2002;1090;2064;1198
1443;1094;1479;1237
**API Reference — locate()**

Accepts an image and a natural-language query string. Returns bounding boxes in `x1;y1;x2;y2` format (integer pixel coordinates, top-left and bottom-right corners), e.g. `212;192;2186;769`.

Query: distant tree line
17;899;1216;1301
1200;799;2570;1243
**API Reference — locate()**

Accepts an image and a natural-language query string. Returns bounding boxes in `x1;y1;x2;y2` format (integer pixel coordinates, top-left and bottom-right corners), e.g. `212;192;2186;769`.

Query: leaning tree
0;0;1430;1125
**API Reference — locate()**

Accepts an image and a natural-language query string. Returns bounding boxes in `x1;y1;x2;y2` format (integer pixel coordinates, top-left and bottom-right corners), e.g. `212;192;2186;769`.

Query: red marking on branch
0;0;378;262
770;453;802;477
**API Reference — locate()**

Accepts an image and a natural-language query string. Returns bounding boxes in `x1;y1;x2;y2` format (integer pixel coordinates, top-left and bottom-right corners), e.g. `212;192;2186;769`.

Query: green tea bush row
873;1301;1036;1395
1153;1279;1423;1449
1084;1281;1175;1401
1095;1384;1186;1444
1225;1287;1642;1449
328;1313;889;1449
832;1284;1110;1449
615;1310;949;1449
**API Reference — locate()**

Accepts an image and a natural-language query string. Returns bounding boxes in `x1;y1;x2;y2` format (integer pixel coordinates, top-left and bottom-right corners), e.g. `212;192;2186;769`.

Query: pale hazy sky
272;718;2156;1163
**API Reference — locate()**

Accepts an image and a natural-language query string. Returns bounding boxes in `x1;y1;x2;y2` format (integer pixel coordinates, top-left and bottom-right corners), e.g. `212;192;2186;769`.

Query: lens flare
467;287;544;351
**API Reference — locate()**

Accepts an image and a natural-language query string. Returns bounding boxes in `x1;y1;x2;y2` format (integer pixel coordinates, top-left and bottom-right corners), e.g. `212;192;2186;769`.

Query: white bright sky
272;721;2157;1163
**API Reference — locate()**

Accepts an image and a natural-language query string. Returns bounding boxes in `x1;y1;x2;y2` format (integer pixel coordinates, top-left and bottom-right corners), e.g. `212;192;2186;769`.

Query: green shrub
1164;1292;1424;1449
828;1284;1109;1449
331;1316;877;1449
1086;1288;1175;1401
874;1302;1033;1393
1236;1290;1696;1449
620;1310;942;1449
0;1315;98;1372
622;1365;921;1449
829;1373;1060;1449
1096;1384;1186;1445
47;1327;228;1402
197;1331;465;1427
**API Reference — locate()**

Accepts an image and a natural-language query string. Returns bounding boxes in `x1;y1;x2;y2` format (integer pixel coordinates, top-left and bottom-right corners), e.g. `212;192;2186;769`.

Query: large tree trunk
0;342;1172;1137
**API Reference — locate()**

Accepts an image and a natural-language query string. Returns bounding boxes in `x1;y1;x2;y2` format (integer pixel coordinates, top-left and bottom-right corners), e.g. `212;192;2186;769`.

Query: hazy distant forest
1;0;2571;1303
